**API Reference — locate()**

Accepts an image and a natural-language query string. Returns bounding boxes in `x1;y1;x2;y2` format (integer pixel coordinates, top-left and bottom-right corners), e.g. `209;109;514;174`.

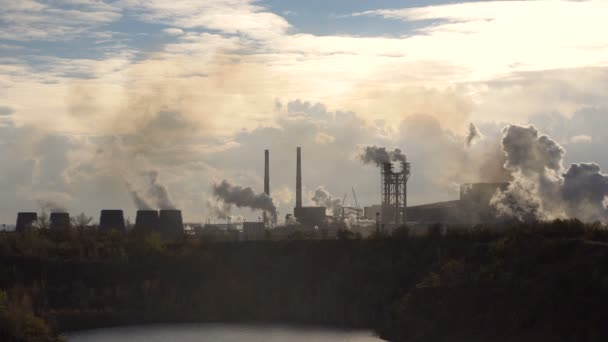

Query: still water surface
66;323;386;341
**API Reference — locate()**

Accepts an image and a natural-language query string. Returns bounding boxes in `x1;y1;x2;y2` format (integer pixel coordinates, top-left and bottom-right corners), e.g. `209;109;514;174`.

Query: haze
2;0;608;224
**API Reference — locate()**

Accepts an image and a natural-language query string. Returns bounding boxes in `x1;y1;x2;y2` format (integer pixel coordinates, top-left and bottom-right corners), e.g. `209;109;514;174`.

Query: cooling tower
296;147;302;208
99;210;125;233
50;212;70;230
135;210;160;232
16;212;37;233
159;209;183;239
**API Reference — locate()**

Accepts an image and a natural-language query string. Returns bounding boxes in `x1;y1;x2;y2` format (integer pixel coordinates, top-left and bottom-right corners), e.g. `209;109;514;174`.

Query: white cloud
570;134;593;144
0;0;121;41
315;132;335;144
122;0;290;40
162;27;185;36
351;1;608;80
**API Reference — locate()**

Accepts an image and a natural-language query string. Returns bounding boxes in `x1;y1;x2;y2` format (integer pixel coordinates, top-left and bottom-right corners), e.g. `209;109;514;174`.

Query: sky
2;0;608;224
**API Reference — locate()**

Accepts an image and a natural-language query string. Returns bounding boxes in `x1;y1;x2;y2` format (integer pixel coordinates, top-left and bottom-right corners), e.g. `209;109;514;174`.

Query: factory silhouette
14;146;507;240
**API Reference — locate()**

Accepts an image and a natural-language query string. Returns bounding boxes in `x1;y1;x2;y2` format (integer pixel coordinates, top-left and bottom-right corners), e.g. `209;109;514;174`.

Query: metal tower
381;159;411;226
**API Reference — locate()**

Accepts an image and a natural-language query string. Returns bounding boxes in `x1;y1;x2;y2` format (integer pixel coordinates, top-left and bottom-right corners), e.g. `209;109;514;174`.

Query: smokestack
296;147;302;208
16;212;37;233
99;210;125;233
159;209;183;239
264;149;270;195
264;149;269;225
50;212;70;230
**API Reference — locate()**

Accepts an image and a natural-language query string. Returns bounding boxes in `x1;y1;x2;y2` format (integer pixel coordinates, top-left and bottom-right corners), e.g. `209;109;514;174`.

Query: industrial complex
12;146;508;240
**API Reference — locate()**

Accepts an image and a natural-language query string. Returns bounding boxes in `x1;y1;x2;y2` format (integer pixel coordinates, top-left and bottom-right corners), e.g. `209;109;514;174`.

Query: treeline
1;220;608;341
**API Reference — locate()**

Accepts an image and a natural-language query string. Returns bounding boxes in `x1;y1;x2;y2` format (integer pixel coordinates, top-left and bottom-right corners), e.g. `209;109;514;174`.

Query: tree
34;210;50;230
71;212;93;230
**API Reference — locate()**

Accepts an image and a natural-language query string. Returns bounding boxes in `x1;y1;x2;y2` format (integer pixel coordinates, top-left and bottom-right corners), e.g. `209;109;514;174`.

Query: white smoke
127;170;175;210
311;186;342;216
466;123;481;146
491;124;608;222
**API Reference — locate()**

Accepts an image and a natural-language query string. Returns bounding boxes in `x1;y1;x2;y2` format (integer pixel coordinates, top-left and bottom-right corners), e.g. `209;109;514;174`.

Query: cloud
122;0;290;40
351;1;608;80
162;27;184;36
570;134;592;144
315;132;335;144
0;0;121;41
0;106;14;116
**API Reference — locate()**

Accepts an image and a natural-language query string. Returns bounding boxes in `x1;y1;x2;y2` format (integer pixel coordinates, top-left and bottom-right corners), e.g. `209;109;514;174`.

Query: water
66;323;386;342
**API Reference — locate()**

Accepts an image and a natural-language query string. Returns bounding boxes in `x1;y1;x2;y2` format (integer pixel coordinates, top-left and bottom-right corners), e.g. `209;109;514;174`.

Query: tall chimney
264;149;270;225
264;149;270;195
296;146;302;208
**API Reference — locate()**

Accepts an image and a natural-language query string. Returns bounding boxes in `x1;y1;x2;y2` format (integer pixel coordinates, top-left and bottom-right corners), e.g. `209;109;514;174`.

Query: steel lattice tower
381;159;411;226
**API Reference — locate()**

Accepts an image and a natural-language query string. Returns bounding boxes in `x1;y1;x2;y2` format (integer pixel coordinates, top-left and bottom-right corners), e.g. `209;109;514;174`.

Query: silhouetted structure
264;149;270;196
381;161;410;227
292;147;327;227
243;221;265;240
294;206;326;227
407;200;462;224
15;212;37;233
50;212;70;230
99;210;125;233
263;149;270;224
296;147;302;208
159;209;183;238
134;210;160;233
364;205;382;221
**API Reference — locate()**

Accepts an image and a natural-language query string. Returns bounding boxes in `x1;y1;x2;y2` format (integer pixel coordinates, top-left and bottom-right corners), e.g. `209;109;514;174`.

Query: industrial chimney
296;146;302;208
264;149;270;196
263;149;270;225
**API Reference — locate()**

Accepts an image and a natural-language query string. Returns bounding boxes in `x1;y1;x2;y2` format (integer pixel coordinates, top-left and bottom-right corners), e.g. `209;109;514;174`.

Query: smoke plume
126;170;175;210
206;198;233;220
37;199;67;213
212;180;277;220
311;186;342;216
491;124;608;222
359;146;406;166
466;123;481;146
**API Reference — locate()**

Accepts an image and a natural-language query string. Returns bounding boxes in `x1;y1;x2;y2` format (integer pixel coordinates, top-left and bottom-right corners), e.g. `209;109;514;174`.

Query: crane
351;187;360;212
341;193;348;220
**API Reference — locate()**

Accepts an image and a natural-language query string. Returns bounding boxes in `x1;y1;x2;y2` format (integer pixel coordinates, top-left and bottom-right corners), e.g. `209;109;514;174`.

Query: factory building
403;182;509;225
363;205;382;221
197;223;240;241
406;200;462;224
243;221;265;240
294;207;326;227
